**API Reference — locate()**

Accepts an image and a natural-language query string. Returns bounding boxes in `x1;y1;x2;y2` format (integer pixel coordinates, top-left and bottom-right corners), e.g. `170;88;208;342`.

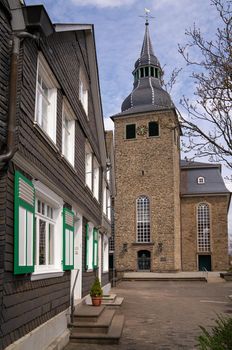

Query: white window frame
79;68;88;117
103;234;109;272
103;180;107;215
197;176;205;184
93;157;100;201
107;189;111;221
33;181;63;275
35;53;58;143
86;223;94;271
62;98;76;166
85;143;93;190
136;196;151;243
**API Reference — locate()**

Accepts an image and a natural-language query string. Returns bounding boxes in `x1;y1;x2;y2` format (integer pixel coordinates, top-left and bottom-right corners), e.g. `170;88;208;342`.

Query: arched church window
136;196;150;243
197;203;210;252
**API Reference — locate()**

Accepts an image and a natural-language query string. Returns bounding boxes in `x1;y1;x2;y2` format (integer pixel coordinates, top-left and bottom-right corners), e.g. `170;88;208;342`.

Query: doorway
198;255;212;271
137;250;151;271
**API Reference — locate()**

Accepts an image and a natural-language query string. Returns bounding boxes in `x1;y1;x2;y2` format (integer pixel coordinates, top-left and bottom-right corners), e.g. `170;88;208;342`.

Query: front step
85;294;124;307
70;314;124;344
73;305;105;323
122;277;206;282
70;309;115;334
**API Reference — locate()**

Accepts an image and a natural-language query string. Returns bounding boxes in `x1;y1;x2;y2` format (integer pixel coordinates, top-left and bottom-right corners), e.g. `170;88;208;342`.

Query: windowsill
147;135;160;139
31;270;64;280
132;242;155;246
124;138;137;141
103;270;109;274
34;122;59;153
61;154;77;174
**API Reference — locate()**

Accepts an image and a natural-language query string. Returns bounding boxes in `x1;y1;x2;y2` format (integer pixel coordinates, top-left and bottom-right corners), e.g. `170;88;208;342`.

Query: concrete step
122;277;206;282
70;309;115;334
102;294;117;303
70;314;125;345
73;305;105;323
103;296;124;307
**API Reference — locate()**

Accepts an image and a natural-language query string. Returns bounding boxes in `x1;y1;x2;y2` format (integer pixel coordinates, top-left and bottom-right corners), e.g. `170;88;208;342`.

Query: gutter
0;32;37;169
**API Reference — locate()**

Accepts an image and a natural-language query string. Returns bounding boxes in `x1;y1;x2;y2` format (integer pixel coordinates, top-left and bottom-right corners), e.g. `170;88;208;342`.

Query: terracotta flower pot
91;296;102;306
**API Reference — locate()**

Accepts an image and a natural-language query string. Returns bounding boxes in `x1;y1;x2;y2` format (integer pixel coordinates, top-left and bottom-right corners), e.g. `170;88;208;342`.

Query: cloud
70;0;136;8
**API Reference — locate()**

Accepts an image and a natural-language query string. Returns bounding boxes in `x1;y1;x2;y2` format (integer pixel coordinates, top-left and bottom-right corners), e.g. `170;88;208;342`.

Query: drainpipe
0;32;37;169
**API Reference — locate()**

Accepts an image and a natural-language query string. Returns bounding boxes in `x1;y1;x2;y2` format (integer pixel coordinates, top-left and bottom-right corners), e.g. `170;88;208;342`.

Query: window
137;196;150;243
197;176;205;184
103;181;107;215
85;144;93;189
145;67;149;77
126;124;136;139
103;234;109;272
149;121;159;137
107;189;111;221
150;67;154;77
140;68;144;78
197;203;210;252
34;182;64;273
79;68;88;116
85;223;93;270
155;68;158;78
14;173;74;275
93;157;100;201
35;54;58;143
62;99;75;166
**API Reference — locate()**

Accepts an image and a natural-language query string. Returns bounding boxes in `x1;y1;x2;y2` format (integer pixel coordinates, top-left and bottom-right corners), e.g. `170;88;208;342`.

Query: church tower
112;19;182;274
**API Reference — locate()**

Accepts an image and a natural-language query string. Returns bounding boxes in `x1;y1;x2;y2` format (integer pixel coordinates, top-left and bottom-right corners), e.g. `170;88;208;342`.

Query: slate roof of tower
111;21;174;119
180;160;230;196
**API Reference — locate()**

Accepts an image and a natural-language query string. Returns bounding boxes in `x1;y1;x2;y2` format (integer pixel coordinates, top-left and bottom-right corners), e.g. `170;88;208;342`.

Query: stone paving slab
64;280;232;350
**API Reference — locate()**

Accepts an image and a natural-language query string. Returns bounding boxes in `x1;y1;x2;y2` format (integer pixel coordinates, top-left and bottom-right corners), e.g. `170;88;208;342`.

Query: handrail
202;267;208;281
70;269;79;324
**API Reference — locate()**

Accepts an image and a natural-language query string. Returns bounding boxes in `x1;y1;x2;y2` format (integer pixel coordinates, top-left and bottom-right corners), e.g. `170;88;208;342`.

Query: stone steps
69;304;124;344
85;294;124;307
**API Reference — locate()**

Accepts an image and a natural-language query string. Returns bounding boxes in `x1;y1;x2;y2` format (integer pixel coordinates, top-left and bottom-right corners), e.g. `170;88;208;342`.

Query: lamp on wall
158;242;163;253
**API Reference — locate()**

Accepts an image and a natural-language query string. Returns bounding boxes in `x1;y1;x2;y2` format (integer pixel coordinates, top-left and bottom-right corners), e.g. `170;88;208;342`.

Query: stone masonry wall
181;195;229;271
114;110;181;272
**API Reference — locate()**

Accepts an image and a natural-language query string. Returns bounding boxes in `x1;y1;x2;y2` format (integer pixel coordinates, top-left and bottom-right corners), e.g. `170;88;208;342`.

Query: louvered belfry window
137;196;151;243
197;203;211;252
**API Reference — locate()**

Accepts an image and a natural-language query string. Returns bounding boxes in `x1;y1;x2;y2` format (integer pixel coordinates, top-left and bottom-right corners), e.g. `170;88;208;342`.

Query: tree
178;0;232;169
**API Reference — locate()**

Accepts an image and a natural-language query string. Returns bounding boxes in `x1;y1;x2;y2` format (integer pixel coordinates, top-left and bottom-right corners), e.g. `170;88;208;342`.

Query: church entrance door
198;255;212;271
137;250;151;271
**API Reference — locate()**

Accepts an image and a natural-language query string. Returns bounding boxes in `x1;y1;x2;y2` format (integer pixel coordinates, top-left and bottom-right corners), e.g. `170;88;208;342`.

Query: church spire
121;14;174;114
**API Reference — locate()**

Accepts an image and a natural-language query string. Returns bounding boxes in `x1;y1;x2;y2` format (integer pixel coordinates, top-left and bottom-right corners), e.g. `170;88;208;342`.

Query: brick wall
181;195;229;271
114;110;181;272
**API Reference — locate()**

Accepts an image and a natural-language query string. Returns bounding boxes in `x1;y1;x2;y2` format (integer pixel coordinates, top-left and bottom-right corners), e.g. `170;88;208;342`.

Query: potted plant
90;277;103;306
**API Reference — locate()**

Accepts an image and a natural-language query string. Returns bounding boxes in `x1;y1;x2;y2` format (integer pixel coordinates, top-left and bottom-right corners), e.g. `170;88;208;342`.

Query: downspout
0;31;38;169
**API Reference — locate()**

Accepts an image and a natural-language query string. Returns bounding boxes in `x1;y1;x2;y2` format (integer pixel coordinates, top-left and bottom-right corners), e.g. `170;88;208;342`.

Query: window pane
137;196;150;243
27;211;34;266
49;224;54;265
149;122;159;137
145;67;149;77
39;219;46;265
126;124;136;139
197;204;210;252
151;67;154;77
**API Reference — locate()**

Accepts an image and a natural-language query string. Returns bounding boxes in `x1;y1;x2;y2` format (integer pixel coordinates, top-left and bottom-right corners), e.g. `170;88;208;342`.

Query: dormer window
197;176;205;184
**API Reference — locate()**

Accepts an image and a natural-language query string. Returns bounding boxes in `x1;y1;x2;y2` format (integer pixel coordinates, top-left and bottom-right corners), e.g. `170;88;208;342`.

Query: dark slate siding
0;5;11;149
0;164;71;350
101;272;109;288
18;33;102;225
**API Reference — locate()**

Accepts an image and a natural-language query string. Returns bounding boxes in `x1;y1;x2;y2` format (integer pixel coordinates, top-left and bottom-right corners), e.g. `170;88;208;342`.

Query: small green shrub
90;277;103;297
197;315;232;350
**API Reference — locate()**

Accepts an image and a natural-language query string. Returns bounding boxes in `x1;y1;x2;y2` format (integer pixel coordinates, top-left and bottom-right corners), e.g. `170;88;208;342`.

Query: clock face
137;125;148;136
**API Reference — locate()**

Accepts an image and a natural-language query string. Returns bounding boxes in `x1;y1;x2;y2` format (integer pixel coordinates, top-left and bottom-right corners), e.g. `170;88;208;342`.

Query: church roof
181;160;230;196
113;20;174;119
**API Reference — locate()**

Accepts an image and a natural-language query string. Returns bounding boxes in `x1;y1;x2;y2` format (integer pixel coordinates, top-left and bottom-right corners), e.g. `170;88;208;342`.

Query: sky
25;0;232;235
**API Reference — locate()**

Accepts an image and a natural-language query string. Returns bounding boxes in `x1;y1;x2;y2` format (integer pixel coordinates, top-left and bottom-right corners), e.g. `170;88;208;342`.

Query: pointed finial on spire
139;8;155;26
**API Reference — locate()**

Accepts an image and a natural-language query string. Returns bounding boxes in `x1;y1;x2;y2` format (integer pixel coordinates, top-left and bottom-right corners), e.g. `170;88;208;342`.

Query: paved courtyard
65;280;232;350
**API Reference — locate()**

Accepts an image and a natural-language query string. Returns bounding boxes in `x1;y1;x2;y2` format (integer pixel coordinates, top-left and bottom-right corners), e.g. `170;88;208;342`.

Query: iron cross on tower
139;8;155;25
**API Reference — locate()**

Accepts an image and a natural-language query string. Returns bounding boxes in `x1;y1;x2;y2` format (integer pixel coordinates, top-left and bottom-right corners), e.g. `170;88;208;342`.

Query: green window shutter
14;171;35;274
63;208;74;270
85;223;89;270
93;228;98;270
